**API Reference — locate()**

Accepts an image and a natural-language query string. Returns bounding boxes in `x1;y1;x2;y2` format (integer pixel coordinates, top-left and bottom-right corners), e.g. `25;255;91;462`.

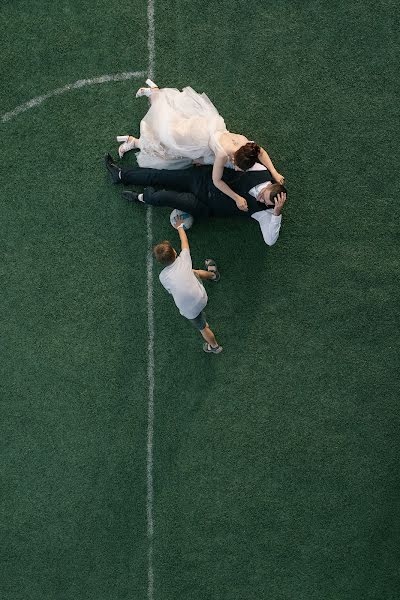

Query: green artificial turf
1;1;399;599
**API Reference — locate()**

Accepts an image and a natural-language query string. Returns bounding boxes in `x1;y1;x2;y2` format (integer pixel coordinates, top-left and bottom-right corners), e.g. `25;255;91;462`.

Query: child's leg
193;259;220;282
189;311;222;352
193;269;216;281
200;323;219;348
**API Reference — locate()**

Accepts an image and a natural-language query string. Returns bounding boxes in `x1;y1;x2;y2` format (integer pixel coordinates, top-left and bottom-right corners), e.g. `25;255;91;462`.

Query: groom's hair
269;183;288;205
234;142;261;171
153;241;176;265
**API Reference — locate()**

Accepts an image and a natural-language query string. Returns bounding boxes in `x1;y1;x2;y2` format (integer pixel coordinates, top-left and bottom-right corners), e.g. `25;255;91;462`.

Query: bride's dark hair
234;142;260;171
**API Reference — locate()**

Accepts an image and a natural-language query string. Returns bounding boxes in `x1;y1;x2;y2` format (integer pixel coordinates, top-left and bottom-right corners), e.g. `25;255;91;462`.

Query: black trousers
121;167;211;218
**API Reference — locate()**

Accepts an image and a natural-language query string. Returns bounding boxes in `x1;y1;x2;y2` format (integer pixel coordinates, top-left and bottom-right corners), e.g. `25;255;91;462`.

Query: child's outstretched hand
174;215;186;230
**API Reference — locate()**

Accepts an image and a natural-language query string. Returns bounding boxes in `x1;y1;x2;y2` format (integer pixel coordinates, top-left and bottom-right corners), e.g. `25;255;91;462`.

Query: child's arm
175;216;190;251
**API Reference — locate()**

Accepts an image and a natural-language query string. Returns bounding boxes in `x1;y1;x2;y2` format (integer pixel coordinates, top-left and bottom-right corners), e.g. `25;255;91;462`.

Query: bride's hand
236;196;248;212
273;171;285;185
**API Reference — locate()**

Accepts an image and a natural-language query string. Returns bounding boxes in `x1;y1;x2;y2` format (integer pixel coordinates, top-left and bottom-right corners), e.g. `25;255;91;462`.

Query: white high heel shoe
145;78;158;88
135;79;159;98
117;135;138;158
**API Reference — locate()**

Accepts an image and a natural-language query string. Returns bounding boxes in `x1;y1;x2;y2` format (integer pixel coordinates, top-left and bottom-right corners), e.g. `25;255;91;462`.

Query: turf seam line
1;71;146;122
146;2;156;600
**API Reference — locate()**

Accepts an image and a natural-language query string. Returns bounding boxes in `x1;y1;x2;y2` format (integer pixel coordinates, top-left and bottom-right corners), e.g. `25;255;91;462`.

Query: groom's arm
251;211;282;246
250;192;286;246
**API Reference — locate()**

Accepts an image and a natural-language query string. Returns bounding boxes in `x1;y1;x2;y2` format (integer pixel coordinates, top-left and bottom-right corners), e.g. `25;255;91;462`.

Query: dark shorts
188;310;207;331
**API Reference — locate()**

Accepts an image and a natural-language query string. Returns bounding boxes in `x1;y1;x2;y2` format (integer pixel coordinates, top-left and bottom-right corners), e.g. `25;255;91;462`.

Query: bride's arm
258;146;285;184
212;154;248;211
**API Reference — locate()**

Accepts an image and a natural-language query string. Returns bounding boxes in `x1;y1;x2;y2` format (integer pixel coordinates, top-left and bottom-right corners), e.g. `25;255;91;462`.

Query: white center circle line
1;70;146;123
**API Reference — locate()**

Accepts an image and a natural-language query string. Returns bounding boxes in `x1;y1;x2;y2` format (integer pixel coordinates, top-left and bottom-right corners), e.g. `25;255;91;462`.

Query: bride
116;79;285;212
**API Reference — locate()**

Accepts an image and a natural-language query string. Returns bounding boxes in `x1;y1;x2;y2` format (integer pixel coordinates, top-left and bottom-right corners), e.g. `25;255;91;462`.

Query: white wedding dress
136;87;230;170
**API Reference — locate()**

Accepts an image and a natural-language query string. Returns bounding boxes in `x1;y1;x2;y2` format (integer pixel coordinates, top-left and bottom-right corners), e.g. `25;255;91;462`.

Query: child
153;216;222;354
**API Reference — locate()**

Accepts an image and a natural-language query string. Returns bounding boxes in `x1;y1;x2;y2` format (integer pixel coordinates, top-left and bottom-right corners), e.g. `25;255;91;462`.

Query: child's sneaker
204;258;220;282
203;343;223;354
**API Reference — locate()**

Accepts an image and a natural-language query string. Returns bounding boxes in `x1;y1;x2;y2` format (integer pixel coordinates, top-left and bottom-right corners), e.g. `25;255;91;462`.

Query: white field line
146;1;156;599
1;71;146;123
146;208;155;600
2;13;157;597
147;0;155;80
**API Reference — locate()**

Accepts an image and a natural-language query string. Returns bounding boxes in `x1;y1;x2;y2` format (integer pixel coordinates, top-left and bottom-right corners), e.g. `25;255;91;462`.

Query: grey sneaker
203;343;223;354
204;258;220;282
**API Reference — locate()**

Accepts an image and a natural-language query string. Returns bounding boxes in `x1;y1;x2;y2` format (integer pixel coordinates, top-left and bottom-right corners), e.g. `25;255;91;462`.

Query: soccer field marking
2;4;157;596
1;71;146;123
146;204;155;600
147;0;155;80
146;2;156;599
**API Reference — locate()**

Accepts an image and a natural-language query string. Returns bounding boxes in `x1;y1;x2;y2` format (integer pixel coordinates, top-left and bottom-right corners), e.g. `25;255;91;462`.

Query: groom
105;154;287;246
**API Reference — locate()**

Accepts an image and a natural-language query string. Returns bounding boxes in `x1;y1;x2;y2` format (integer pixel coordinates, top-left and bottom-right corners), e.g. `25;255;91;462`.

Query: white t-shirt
159;248;208;319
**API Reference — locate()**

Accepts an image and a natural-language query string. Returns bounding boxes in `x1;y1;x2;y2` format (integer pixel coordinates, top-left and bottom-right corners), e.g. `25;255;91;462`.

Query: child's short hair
153;241;176;266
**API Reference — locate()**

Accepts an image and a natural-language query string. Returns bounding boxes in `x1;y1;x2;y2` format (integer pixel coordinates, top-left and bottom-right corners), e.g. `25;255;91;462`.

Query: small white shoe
117;136;137;158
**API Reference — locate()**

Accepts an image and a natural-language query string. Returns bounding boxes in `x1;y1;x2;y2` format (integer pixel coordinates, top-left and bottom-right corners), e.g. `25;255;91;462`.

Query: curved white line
1;70;146;123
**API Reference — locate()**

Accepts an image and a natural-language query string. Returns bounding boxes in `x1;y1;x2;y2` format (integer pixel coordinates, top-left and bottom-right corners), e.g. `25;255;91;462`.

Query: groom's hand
273;192;287;216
